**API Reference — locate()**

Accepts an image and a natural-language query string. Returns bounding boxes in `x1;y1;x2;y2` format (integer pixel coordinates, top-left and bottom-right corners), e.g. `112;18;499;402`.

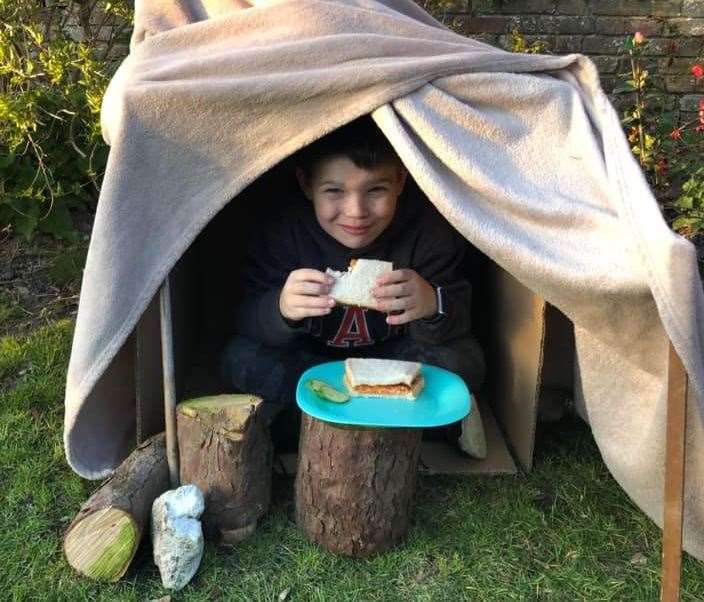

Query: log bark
176;394;272;543
63;432;169;581
295;413;423;557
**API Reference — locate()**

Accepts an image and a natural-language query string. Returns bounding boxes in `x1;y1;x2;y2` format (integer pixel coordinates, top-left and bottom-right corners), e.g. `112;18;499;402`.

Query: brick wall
419;0;703;121
90;1;703;121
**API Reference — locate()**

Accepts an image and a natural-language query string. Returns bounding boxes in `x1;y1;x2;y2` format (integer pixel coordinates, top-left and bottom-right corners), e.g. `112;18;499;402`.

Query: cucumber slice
306;379;350;403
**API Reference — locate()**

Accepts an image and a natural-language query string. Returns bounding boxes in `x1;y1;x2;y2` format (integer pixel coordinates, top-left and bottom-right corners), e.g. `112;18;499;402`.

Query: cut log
295;413;423;557
176;394;272;543
63;432;169;581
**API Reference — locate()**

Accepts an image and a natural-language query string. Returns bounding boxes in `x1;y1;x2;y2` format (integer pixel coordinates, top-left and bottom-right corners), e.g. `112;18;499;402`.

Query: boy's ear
296;167;313;200
396;165;408;190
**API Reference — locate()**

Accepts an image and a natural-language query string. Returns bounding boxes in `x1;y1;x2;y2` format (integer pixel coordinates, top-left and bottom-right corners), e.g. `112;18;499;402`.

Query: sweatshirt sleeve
408;209;473;345
233;213;309;346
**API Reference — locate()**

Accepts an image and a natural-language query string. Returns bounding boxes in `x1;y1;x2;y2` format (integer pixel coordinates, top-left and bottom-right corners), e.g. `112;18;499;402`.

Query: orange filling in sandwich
352;375;423;396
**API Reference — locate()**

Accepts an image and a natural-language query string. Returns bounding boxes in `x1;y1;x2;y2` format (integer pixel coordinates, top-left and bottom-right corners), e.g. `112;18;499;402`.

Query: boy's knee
220;334;259;382
381;335;486;391
427;338;486;391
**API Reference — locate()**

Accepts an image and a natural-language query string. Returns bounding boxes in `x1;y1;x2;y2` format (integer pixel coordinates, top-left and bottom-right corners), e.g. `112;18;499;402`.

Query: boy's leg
375;335;485;391
375;335;487;458
219;334;328;451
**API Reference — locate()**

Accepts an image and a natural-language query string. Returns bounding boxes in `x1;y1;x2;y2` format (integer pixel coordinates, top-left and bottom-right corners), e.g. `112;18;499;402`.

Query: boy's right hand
279;269;336;322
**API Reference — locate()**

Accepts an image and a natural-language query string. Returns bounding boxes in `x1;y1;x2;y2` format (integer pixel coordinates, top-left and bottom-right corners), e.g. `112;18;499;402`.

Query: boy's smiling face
297;156;407;250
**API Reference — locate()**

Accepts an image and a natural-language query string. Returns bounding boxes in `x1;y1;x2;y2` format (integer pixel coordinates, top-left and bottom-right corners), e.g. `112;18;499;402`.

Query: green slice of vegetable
306;379;350;403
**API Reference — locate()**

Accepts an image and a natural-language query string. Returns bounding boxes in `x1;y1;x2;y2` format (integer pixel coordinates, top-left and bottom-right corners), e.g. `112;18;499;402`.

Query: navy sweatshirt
234;187;473;357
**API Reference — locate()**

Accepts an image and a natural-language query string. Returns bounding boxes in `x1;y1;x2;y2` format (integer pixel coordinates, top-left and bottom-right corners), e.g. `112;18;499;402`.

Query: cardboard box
130;171;575;476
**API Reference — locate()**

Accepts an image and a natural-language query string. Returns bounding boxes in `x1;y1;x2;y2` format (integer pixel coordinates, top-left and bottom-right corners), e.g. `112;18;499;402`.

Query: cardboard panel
419;397;515;475
135;293;164;443
487;268;545;471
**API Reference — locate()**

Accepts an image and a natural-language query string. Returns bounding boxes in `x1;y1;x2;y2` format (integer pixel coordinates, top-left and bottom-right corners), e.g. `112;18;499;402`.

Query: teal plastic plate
296;361;471;428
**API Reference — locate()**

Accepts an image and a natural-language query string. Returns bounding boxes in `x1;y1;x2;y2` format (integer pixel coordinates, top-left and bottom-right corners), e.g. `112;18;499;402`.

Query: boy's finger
376;269;411;286
377;297;414;312
292;281;332;296
293;295;335;308
386;309;413;326
373;282;410;298
294;268;334;284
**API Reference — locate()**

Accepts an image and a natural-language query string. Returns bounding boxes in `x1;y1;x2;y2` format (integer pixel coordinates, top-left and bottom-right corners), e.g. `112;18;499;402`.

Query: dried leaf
629;552;647;566
278;587;291;601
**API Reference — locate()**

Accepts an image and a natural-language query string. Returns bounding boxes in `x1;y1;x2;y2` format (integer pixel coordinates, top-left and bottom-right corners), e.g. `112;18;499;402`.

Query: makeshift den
63;0;704;573
129;157;575;476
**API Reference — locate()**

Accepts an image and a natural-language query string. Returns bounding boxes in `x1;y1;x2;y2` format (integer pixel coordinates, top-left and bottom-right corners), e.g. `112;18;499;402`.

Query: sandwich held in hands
344;357;425;399
326;258;392;308
279;258;438;326
324;258;438;326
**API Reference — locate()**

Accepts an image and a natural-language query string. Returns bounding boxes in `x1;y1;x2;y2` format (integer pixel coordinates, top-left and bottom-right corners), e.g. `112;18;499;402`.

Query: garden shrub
0;0;132;240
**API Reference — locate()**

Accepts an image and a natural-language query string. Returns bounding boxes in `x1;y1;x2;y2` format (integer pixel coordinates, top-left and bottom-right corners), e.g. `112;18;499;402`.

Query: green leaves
673;169;704;236
0;1;132;240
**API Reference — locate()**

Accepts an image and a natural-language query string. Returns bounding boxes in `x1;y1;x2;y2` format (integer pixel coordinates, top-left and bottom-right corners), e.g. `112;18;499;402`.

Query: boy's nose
344;194;368;217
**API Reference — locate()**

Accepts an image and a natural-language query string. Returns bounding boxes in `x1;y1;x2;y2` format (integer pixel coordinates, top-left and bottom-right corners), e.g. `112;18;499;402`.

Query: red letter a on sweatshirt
327;306;373;348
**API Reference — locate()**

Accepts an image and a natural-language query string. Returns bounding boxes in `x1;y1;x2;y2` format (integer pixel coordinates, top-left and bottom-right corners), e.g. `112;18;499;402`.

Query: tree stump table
177;394;272;543
294;412;423;557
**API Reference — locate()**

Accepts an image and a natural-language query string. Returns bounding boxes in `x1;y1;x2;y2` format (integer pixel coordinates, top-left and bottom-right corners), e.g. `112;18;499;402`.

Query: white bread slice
326;259;392;308
343;358;424;399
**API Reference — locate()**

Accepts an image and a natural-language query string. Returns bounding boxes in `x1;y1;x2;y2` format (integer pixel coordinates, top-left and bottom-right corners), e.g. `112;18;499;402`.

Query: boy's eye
323;188;343;195
369;187;387;194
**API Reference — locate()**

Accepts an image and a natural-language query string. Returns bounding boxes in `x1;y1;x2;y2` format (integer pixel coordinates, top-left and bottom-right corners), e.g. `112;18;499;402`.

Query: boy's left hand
372;269;437;325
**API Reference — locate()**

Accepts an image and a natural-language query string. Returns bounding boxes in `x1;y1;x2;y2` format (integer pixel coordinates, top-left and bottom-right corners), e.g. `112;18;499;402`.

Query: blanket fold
63;0;704;559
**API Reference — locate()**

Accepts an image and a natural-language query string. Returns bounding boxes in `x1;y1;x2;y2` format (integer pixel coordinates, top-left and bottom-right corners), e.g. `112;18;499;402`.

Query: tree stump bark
63;432;169;581
177;394;272;543
295;413;423;557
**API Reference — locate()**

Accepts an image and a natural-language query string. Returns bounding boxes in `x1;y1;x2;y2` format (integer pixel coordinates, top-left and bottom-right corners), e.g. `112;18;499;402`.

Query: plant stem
630;51;647;173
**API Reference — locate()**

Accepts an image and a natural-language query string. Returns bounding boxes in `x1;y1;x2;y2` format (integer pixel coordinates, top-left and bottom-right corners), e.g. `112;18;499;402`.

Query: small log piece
176;394;272;543
63;432;169;582
295;413;423;557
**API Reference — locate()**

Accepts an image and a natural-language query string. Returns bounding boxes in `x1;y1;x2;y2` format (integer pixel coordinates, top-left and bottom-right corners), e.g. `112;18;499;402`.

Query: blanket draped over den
63;0;704;557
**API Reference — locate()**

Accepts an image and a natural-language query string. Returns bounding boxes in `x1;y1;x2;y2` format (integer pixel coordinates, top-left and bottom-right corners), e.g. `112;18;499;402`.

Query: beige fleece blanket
63;0;704;558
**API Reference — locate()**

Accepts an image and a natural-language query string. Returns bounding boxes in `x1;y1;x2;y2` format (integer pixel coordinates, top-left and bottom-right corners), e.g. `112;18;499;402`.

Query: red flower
633;31;646;45
696;124;704;133
693;64;704;80
655;157;668;175
699;98;704;112
669;128;683;140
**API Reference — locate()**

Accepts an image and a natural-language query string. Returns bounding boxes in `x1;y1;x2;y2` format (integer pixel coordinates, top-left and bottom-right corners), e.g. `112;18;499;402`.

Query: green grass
2;320;704;600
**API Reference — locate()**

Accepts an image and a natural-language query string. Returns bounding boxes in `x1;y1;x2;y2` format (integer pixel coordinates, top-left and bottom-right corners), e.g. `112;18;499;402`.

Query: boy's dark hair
297;115;402;181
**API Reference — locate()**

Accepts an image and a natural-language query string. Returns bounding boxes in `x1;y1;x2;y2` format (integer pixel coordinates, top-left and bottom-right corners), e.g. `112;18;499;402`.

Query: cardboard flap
135;292;164;443
487;267;545;470
419;396;516;475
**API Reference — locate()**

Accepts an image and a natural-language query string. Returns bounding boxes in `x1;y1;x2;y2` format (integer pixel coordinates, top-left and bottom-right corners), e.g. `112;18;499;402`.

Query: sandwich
326;258;393;308
343;357;425;399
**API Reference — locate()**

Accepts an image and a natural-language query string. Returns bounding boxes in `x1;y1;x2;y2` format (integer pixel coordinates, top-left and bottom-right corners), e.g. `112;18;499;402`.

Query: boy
220;116;485;451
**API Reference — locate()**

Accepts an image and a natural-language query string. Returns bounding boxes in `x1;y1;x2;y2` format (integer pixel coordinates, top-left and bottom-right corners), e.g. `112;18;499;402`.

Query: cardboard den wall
132;162;576;475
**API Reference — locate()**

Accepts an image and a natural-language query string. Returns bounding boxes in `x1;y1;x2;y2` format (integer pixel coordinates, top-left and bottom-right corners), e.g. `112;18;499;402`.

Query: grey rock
152;484;205;591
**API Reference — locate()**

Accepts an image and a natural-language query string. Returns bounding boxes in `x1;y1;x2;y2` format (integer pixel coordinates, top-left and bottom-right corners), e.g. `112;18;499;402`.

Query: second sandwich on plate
343;357;425;400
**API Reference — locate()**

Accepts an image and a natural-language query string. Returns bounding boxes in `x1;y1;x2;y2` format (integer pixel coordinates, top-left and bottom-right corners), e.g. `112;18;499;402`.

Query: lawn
2;315;704;601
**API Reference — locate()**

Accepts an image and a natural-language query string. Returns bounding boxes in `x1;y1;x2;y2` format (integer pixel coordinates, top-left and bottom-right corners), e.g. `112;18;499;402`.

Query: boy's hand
279;269;336;322
373;269;437;325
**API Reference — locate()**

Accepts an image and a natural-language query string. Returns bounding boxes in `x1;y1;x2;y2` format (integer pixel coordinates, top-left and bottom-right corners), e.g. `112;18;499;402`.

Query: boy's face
297;156;407;250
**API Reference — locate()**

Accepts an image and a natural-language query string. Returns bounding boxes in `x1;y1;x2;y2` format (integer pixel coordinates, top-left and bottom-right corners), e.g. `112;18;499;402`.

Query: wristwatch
424;285;445;324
